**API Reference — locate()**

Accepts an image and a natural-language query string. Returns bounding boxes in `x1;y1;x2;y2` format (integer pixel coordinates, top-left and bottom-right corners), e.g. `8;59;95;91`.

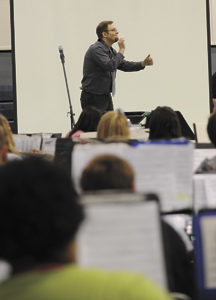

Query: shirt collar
98;39;113;52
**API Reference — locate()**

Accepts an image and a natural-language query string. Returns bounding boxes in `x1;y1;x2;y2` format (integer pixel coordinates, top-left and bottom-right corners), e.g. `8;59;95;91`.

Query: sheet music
13;134;42;152
72;142;193;212
129;143;193;211
193;149;216;172
193;175;206;212
204;176;216;208
41;138;56;154
72;142;193;211
77;198;167;288
200;216;216;288
193;174;216;212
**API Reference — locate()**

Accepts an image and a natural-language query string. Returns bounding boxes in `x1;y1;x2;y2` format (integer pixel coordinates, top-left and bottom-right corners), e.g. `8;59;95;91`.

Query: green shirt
0;264;173;300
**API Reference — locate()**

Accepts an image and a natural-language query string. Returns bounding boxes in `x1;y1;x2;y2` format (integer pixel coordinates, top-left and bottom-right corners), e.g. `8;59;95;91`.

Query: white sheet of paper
193;174;206;212
13;134;42;152
72;142;193;212
193;174;216;212
204;176;216;208
201;216;216;288
41;138;56;154
193;149;216;172
77;196;167;288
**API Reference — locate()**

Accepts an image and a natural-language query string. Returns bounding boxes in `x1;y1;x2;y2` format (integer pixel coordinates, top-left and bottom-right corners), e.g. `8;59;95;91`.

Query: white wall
0;0;11;50
13;0;210;134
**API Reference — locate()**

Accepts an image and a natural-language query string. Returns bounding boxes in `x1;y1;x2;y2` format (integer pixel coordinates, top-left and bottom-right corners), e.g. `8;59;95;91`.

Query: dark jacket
81;40;144;95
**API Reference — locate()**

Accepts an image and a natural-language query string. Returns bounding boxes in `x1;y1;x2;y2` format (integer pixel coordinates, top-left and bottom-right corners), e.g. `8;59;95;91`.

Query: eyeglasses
105;28;118;32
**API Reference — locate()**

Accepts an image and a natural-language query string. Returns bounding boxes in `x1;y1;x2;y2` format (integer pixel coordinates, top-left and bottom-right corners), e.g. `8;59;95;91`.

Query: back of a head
207;114;216;146
0;114;18;153
69;106;102;137
0;156;83;272
97;111;130;140
149;106;182;140
80;154;134;191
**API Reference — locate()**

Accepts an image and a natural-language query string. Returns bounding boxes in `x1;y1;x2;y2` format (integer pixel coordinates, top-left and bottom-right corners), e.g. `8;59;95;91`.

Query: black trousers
80;90;114;112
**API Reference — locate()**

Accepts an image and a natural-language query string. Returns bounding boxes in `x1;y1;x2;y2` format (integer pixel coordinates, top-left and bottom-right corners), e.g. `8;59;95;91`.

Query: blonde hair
97;111;130;140
0;114;18;153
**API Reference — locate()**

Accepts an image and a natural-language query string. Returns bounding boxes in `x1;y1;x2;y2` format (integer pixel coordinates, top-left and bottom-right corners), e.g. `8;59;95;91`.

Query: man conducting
80;21;153;111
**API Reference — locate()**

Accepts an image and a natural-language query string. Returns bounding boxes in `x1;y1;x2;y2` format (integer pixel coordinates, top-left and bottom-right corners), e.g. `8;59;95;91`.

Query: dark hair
80;154;134;191
149;106;182;140
207;114;216;146
0;156;84;272
96;21;113;40
68;106;102;137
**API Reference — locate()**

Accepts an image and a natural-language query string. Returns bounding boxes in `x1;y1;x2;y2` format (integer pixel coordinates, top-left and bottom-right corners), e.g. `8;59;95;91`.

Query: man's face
104;23;119;43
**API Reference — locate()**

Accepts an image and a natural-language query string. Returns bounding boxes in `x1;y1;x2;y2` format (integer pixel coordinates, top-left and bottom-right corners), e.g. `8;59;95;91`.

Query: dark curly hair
0;156;84;272
149;106;182;140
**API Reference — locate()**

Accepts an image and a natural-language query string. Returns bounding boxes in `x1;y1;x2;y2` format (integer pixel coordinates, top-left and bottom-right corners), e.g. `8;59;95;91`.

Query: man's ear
102;31;108;39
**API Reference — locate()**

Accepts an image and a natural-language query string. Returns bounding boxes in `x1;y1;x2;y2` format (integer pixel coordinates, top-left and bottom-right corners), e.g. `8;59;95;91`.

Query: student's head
0;113;18;153
0;126;8;164
207;114;216;146
0;156;84;273
69;106;102;137
80;154;135;191
97;111;130;140
148;106;182;140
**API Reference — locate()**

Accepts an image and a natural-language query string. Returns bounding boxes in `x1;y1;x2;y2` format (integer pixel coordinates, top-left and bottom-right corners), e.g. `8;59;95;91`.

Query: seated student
80;154;135;191
66;106;102;138
97;110;130;140
0;157;172;300
80;154;195;298
0;126;8;165
148;106;182;140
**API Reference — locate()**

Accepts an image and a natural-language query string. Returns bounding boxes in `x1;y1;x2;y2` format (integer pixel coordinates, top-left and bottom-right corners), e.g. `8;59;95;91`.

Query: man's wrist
119;48;125;55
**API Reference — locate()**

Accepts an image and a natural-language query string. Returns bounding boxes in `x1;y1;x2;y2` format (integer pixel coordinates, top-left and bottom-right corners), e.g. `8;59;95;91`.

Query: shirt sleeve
118;59;145;72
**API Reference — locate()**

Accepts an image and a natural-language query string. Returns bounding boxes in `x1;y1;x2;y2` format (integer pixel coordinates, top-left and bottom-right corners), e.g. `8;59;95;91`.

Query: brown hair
0;114;18;153
96;21;113;40
97;111;130;140
80;154;134;191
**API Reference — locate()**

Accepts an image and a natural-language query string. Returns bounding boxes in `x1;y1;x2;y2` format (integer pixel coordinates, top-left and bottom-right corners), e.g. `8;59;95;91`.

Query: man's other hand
141;54;153;67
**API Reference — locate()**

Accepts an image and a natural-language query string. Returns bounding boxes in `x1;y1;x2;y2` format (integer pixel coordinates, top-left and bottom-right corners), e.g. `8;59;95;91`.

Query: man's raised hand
141;54;153;67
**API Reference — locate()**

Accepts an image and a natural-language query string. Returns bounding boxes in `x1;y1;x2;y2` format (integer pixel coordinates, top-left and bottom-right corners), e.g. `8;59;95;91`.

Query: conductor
80;21;153;111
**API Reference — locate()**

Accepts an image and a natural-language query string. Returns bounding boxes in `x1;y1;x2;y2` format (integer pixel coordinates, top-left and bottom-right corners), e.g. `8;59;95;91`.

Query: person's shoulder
63;265;172;300
89;40;108;52
0;265;172;300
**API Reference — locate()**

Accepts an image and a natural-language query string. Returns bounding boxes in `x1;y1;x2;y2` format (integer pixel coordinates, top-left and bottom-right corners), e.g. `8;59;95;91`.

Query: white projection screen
13;0;210;134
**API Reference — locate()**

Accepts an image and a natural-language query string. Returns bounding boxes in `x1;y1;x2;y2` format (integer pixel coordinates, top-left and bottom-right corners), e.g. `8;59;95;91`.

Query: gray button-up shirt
81;40;144;95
